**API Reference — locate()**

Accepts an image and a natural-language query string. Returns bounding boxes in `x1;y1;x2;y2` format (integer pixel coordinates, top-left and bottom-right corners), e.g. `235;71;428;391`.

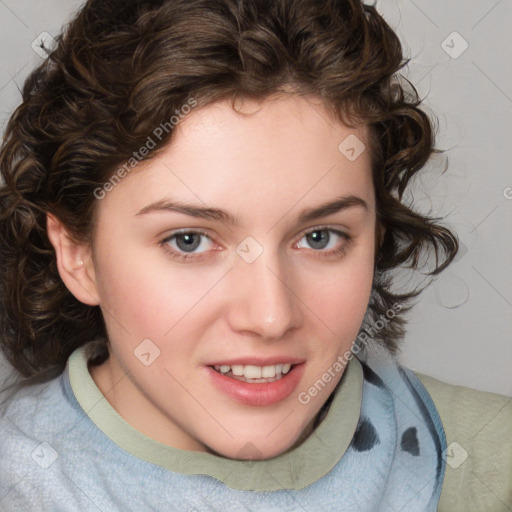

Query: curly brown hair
0;0;458;408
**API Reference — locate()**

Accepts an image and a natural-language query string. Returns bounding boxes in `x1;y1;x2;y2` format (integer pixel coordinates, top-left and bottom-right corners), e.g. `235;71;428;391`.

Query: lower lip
206;364;305;406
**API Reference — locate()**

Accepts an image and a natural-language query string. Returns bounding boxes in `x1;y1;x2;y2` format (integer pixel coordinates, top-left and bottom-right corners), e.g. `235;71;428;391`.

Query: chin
204;423;308;461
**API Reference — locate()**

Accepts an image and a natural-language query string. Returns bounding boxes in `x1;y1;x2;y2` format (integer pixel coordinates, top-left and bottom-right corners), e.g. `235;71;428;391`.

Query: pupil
176;233;200;252
308;230;328;250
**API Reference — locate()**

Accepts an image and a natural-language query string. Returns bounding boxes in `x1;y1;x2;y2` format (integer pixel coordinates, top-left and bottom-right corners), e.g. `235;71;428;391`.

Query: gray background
0;0;511;396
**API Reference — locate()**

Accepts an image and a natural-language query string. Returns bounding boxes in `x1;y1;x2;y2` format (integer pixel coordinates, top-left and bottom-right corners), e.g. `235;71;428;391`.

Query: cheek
92;224;375;347
93;242;226;344
309;247;374;341
93;245;182;335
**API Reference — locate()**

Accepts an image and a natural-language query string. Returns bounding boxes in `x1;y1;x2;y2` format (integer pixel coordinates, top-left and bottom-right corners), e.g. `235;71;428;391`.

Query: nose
226;247;303;341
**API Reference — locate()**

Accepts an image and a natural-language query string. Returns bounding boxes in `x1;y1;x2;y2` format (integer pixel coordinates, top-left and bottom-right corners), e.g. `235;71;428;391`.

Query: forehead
102;94;375;221
174;93;369;158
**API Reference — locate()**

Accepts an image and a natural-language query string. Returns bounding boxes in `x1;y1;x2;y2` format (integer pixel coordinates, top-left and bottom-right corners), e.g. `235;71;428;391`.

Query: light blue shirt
0;342;445;511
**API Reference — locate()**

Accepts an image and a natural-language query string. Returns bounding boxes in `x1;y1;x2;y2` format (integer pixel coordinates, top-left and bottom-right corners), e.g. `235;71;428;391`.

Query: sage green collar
67;343;363;491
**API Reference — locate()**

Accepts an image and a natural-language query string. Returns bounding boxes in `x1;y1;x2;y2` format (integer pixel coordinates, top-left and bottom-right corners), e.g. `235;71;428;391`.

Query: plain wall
0;0;511;396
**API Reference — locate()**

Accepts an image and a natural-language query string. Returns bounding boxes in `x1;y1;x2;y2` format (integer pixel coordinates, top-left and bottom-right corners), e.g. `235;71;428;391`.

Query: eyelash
158;227;353;262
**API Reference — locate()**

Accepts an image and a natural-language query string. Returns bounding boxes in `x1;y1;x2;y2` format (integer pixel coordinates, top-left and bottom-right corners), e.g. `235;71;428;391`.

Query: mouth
210;363;298;383
206;361;306;406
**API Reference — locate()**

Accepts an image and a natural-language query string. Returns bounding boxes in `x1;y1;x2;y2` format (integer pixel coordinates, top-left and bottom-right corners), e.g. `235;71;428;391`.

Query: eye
159;227;352;263
296;228;352;255
159;230;214;260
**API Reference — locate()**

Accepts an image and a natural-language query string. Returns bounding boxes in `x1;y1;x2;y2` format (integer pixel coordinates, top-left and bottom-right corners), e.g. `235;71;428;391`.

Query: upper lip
206;357;305;367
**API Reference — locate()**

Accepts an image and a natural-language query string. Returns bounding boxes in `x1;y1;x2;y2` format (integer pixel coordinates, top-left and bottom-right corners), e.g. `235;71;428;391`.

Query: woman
0;0;510;510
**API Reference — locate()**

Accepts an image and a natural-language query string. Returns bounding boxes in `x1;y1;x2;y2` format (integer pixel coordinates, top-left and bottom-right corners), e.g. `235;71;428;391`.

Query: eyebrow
135;194;369;225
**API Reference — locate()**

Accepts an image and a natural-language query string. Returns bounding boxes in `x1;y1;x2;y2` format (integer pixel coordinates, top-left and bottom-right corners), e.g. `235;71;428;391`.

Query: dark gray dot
351;417;380;452
401;427;420;456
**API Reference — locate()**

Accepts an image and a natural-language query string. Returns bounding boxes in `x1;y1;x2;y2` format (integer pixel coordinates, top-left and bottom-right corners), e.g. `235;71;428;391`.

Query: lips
206;361;306;406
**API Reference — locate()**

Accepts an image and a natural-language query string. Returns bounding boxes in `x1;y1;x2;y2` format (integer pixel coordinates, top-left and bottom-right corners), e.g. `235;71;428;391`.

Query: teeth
244;365;262;379
261;365;276;378
231;365;244;376
213;363;295;380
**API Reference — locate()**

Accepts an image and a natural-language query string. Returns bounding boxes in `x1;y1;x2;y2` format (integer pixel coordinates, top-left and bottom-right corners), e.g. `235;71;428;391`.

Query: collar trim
67;343;363;491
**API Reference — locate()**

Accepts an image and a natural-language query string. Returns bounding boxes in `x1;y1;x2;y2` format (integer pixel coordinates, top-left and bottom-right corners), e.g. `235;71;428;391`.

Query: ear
46;213;100;306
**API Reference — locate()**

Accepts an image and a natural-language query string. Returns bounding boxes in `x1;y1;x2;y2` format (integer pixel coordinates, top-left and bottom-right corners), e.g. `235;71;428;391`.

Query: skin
47;93;383;460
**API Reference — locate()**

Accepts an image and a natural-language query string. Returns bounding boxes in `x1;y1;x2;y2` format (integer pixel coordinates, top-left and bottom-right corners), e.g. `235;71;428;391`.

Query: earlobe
46;213;100;306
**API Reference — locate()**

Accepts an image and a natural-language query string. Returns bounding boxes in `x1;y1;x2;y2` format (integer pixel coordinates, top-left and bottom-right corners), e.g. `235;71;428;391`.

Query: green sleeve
416;372;512;512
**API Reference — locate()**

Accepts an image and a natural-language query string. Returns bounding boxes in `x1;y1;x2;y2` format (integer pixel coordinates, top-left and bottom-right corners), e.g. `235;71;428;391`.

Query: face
74;94;379;459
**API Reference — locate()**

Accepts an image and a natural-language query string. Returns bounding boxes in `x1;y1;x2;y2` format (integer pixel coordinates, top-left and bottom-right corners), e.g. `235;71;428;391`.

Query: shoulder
415;372;512;512
0;377;58;454
0;374;80;508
